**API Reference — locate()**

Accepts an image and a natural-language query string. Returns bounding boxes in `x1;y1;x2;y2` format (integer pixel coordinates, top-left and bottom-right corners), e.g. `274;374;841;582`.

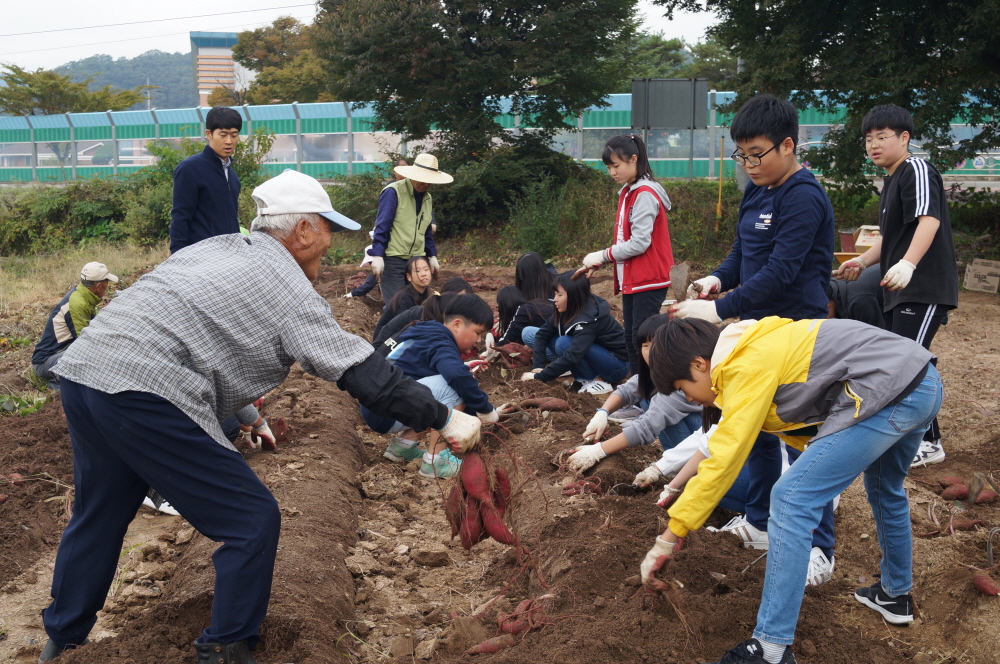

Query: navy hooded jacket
531;295;628;382
169;145;241;254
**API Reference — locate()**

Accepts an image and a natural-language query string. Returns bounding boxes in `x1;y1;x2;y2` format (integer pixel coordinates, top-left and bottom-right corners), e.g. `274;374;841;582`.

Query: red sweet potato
444;484;465;538
941;484;969;501
0;494;7;504
973;570;1000;596
518;397;570;411
976;490;999;504
465;634;516;655
938;475;965;489
498;599;534;634
494;467;511;514
951;519;982;531
460;452;496;508
480;502;516;545
459;498;485;550
8;473;24;487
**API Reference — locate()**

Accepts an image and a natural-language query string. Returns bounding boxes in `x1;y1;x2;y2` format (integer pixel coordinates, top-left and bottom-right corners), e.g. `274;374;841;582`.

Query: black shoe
194;640;259;664
38;638;90;662
704;638;796;664
854;581;913;624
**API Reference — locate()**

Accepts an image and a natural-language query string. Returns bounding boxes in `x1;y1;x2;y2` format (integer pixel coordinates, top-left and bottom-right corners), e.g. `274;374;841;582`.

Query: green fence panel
253;119;296;135
0;168;33;182
75;126;112;141
583;110;631;128
117;124;157;139
36;167;69;181
77;167;116;178
799;107;846;125
495;114;515;129
35;128;71;142
158;123;202;138
0;129;31;142
301;117;348;133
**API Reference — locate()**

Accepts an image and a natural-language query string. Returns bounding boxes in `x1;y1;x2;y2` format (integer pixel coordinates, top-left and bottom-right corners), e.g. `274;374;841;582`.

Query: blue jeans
521;327;557;362
654;409;703;451
551;336;630;384
719;463;751;513
361;375;461;434
753;365;942;645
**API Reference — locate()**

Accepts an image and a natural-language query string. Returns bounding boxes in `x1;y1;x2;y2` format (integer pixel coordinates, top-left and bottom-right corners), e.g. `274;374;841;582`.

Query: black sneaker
854;581;913;624
39;638;90;662
704;638;796;664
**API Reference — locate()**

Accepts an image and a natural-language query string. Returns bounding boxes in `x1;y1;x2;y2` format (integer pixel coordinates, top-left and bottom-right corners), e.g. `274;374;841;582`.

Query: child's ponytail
602;134;654;181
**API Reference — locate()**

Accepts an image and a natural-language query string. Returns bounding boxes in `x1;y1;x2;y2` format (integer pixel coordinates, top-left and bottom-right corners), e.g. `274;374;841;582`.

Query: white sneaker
608;404;644;423
806;547;835;587
910;440;945;468
142;495;181;517
706;515;769;550
578;380;613;395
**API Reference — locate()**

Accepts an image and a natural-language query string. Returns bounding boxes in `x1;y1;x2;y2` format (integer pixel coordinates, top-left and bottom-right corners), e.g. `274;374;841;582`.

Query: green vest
384;179;433;258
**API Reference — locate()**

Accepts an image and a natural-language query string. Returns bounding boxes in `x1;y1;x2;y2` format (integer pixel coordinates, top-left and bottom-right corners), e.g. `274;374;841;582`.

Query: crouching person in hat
39;170;481;664
369;153;453;304
30;262;118;392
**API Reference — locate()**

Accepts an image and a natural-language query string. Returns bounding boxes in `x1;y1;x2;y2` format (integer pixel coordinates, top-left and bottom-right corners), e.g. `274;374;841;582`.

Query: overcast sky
1;1;718;71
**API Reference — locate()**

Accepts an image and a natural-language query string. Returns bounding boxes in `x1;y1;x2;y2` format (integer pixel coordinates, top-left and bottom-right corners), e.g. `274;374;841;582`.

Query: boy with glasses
671;94;838;587
834;104;958;467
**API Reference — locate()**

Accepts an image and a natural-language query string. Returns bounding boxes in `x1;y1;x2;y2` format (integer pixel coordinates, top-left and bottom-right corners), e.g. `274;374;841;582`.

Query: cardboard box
964;258;1000;294
854;226;882;248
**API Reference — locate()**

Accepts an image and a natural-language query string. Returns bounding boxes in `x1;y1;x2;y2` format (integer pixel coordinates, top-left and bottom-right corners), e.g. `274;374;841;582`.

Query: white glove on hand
520;369;540;382
371;256;385;277
429;256;441;273
656;484;682;509
342;292;354;299
687;275;721;300
244;421;276;450
633;465;664;487
478;409;500;424
582;250;608;269
641;536;680;593
484;332;495;352
439;408;481;454
582;409;609;442
670;299;721;323
881;259;915;291
566;443;607;473
833;257;866;281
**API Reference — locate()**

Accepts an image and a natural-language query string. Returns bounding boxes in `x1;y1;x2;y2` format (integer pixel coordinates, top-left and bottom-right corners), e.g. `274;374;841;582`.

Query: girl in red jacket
579;135;675;377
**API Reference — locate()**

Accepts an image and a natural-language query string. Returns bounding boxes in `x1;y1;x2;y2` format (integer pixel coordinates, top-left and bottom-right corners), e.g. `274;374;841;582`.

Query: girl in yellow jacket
641;317;941;664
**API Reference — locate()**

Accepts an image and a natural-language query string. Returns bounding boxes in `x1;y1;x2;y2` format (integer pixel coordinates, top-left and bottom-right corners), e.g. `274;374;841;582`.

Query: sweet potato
498;599;534;634
518;397;571;411
0;494;7;504
973;570;1000;596
459;498;485;550
951;519;982;531
494;467;511;514
938;475;965;489
976;490;999;504
465;634;516;655
8;473;24;487
562;479;603;496
941;484;969;501
481;502;516;545
444;484;465;538
460;452;496;507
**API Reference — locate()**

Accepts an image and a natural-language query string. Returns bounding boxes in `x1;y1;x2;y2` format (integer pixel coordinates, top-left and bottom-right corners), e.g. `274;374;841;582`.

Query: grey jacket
612;375;701;447
611;178;672;261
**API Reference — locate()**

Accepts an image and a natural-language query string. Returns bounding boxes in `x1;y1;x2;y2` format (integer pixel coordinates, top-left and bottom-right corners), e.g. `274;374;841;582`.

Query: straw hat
394;153;454;184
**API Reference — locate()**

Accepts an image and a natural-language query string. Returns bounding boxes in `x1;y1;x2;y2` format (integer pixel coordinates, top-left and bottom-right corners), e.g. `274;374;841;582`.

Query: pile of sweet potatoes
445;451;518;550
937;475;999;503
465;594;554;654
494;343;533;370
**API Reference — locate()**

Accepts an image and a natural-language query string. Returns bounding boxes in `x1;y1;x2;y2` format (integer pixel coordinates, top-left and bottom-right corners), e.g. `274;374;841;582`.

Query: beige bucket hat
394;153;454;184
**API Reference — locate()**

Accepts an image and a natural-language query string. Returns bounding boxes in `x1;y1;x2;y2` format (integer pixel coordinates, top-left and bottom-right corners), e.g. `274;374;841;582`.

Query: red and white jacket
604;178;674;295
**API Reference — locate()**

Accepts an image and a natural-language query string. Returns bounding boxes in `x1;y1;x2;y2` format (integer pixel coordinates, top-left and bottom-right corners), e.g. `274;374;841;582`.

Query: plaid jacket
55;232;447;449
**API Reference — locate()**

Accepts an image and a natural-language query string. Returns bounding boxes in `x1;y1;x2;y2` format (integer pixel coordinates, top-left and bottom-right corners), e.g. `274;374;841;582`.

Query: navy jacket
532;295;628;382
712;168;834;321
169;145;241;254
31;286;76;365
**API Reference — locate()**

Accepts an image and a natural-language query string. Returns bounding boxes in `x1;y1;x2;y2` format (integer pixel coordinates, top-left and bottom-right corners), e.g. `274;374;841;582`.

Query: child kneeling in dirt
562;314;702;474
361;294;499;479
641;317;941;664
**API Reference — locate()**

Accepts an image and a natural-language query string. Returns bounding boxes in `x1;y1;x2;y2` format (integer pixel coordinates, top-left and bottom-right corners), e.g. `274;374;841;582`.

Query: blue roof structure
190;32;238;48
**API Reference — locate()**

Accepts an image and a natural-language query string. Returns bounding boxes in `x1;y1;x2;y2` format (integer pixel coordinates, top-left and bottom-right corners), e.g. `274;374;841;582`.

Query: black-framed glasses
731;144;779;166
859;133;900;149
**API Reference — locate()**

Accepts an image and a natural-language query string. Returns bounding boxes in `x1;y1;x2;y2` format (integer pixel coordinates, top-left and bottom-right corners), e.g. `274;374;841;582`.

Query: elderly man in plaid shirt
39;170;482;664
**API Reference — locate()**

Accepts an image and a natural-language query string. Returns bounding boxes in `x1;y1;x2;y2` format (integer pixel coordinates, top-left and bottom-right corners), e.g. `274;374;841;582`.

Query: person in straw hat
369;153;453;305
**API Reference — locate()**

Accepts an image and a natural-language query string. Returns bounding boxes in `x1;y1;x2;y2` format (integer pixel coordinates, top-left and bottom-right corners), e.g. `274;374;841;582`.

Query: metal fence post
66;112;77;180
708;90;717;179
243;103;252;136
688;78;696;179
343;101;353;176
196;107;206;137
292;101;303;172
107;110;118;176
150;109;160;141
577;113;584;161
25;115;37;182
514;114;521;137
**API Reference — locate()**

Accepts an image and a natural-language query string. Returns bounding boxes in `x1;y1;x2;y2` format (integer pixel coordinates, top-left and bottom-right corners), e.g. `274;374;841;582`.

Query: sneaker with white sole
578;380;613;395
854;580;913;624
706;515;769;550
384;436;423;463
805;547;835;586
142;493;180;517
704;638;797;664
418;449;462;479
608;404;644;423
910;440;945;468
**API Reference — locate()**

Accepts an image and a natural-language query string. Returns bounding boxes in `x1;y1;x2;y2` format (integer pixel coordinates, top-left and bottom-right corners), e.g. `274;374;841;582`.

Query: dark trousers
380;255;411;308
33;350;65;392
884;302;947;441
744;432;836;558
622;287;668;375
44;380;280;648
350;274;379;298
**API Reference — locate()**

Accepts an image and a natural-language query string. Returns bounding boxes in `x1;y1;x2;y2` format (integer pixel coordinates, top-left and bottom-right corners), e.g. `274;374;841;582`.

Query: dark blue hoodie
169;145;241;254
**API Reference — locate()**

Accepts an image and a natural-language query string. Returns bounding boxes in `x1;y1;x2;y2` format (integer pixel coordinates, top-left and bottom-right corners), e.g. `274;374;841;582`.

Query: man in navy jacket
169;107;243;254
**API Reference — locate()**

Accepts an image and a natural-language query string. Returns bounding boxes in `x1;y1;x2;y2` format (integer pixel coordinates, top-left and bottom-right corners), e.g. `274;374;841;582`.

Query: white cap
251;170;361;231
80;262;118;283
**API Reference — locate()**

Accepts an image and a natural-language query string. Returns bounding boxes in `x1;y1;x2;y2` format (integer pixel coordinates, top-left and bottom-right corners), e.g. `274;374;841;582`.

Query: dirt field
0;263;998;664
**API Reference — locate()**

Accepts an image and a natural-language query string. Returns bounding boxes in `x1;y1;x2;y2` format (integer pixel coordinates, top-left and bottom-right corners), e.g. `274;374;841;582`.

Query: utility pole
146;77;151;110
734;58;750;192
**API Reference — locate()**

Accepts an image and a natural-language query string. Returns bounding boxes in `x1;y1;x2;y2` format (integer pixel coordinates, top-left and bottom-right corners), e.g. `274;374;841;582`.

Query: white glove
371;256;385;277
582;409;609;442
881;259;915;291
582;250;608;269
520;369;540;382
477;409;499;424
656;484;682;509
633;465;663;487
833;257;866;281
429;256;441;273
641;536;679;593
244;420;276;450
342;292;354;299
687;275;721;300
566;443;607;473
670;299;721;323
438;408;481;454
484;332;495;352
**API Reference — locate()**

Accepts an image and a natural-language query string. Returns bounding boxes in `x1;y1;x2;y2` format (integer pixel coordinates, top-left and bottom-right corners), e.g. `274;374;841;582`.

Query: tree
674;38;736;88
232;17;312;73
614;33;736;93
245;50;336;104
313;0;639;164
0;65;149;165
57;50;198;109
655;0;1000;196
